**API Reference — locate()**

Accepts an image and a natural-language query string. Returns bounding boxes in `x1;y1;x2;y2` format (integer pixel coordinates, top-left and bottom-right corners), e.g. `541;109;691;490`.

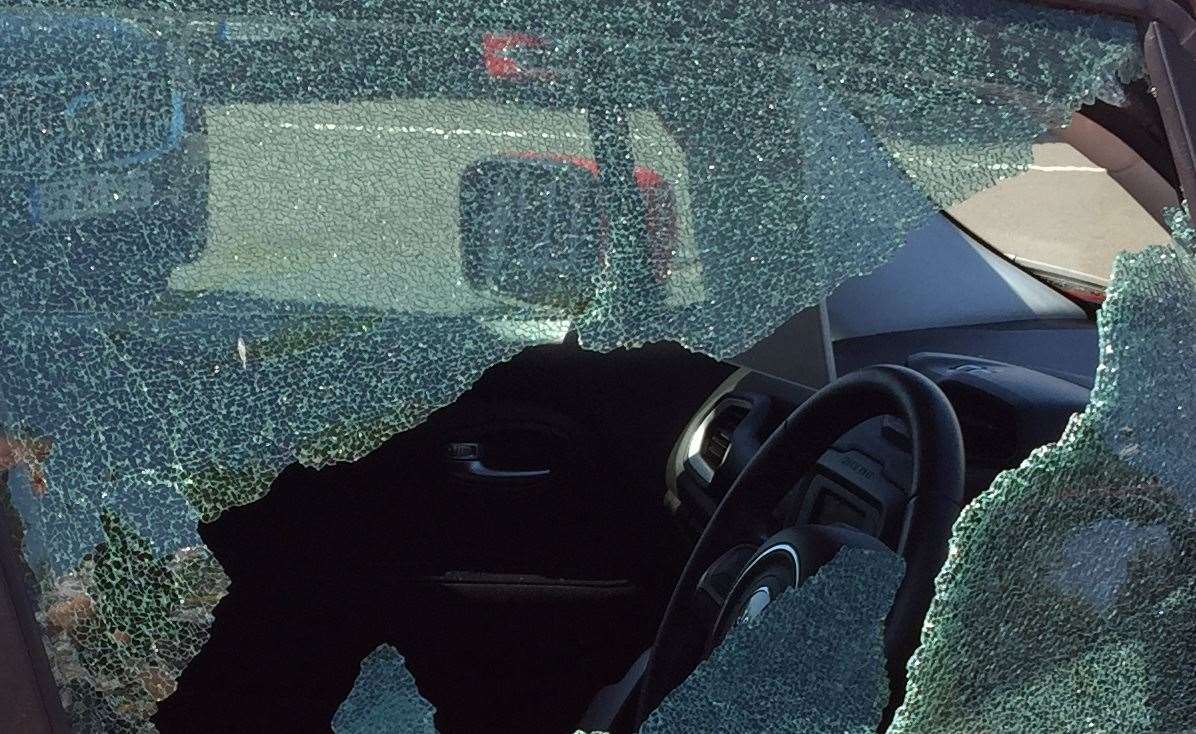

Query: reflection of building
0;11;208;310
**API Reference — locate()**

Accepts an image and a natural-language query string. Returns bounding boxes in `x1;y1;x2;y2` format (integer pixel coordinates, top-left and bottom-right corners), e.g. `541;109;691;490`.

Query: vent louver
699;403;749;470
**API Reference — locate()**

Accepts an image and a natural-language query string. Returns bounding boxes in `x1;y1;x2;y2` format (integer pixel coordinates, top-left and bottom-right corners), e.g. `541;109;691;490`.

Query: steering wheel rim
634;365;965;730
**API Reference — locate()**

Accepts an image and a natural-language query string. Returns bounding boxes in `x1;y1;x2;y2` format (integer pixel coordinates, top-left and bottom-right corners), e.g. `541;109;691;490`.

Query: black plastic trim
1147;22;1196;202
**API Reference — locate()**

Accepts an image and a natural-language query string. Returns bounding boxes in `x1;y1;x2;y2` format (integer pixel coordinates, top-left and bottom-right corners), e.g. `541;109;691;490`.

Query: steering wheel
634;365;965;730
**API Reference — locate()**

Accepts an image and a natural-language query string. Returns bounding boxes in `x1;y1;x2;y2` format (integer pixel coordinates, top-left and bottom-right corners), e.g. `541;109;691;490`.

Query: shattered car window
0;0;1164;730
891;205;1196;734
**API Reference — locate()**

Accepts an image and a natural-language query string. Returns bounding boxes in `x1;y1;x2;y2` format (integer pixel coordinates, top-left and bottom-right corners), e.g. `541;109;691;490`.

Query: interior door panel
153;338;733;733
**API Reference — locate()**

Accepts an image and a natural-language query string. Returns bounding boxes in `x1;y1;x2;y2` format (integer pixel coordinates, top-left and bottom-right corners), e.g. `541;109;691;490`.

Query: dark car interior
149;313;1097;733
152;338;736;733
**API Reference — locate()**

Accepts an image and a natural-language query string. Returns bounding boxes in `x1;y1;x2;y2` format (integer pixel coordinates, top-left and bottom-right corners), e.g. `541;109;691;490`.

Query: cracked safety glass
333;645;437;734
639;548;904;734
0;0;1161;731
892;205;1196;734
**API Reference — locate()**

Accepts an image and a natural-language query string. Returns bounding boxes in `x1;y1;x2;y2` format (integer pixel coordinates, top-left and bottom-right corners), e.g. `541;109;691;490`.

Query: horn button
707;542;799;651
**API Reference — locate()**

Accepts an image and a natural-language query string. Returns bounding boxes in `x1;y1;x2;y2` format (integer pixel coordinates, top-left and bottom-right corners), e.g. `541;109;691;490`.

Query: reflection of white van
168;100;704;342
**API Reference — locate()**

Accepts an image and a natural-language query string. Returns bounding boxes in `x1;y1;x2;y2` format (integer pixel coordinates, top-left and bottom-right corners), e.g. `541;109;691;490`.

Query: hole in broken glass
1;1;1183;732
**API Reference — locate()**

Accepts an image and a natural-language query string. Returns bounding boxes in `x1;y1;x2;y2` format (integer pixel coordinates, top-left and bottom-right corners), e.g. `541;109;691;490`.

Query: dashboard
665;321;1096;544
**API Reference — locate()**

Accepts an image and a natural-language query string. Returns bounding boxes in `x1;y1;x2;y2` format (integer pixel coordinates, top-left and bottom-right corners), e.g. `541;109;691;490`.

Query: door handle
446;443;551;486
453;459;551;481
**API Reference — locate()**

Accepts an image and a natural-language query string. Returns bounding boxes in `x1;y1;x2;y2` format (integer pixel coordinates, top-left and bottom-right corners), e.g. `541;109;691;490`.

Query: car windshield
949;112;1178;301
1;2;1194;733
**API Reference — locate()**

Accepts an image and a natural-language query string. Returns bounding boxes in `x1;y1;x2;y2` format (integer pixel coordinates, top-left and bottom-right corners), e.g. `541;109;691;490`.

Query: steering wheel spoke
694;543;756;609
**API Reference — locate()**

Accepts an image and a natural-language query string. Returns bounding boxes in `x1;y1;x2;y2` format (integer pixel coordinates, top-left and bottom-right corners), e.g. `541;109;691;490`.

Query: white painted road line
265;120;591;141
1027;164;1105;173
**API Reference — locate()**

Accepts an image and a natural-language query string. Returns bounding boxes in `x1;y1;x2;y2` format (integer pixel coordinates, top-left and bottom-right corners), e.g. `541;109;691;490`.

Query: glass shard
333;645;437;734
640;548;904;734
893;209;1196;734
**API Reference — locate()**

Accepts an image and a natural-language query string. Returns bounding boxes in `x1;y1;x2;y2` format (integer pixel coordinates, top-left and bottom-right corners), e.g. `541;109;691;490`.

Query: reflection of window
949;114;1178;298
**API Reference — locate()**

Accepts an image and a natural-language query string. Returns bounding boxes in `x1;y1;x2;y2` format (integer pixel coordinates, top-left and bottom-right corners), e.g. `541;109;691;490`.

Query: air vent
698;402;750;471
